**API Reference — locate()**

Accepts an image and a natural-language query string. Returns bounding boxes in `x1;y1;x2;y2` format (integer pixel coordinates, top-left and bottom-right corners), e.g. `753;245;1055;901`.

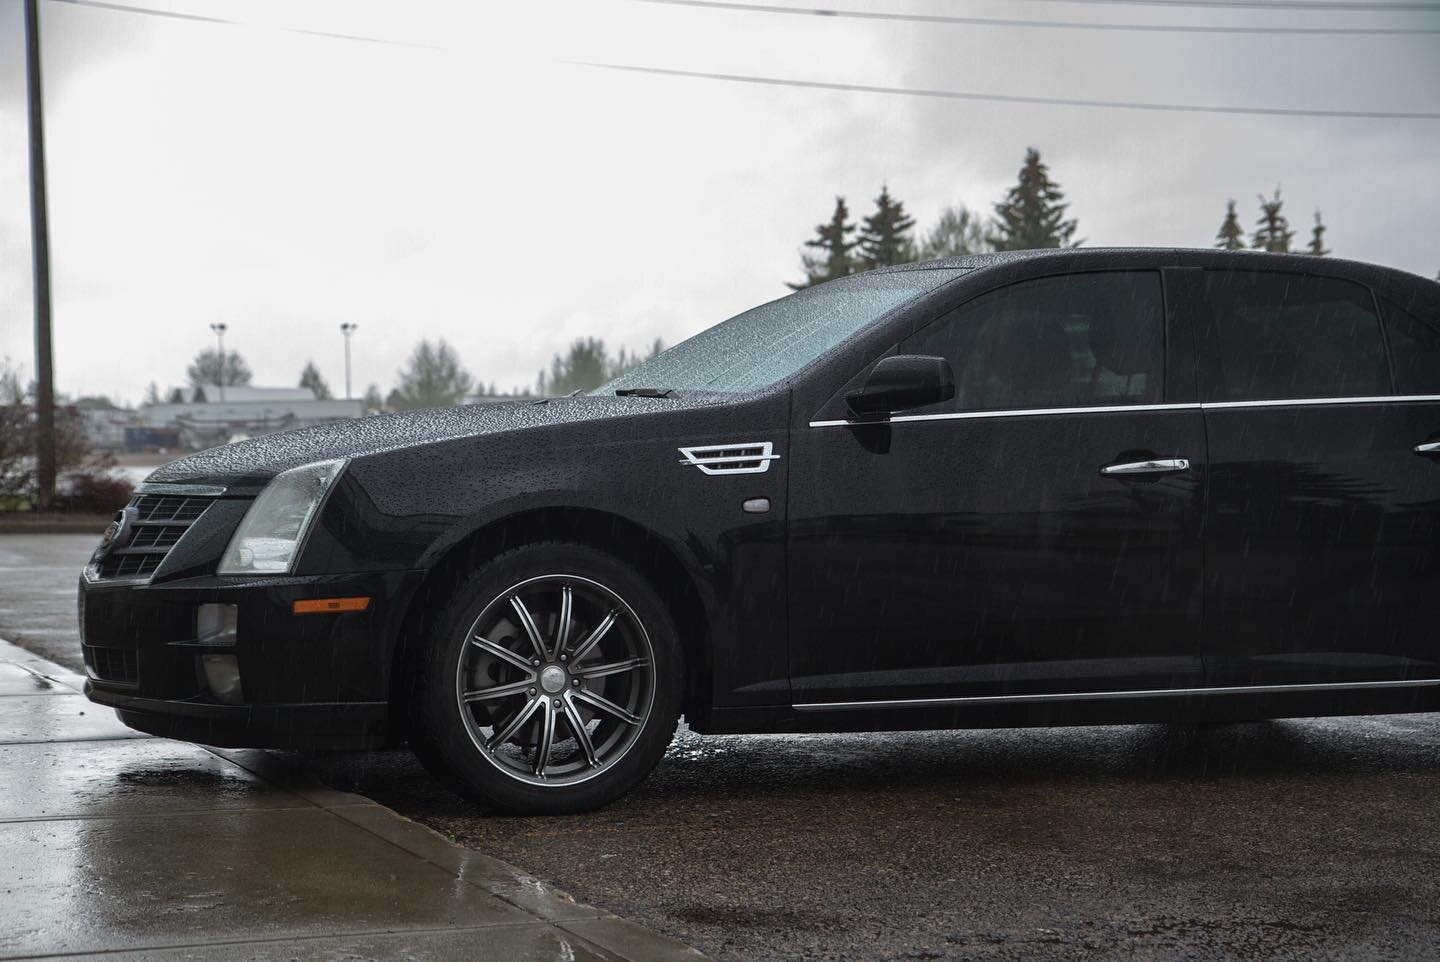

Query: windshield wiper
614;387;677;398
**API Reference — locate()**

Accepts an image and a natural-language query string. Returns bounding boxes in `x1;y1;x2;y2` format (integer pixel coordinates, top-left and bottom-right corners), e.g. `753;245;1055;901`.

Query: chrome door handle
1416;441;1440;455
1101;458;1191;477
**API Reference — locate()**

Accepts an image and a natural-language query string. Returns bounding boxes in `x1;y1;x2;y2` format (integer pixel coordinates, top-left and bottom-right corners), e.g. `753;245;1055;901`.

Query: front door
1198;270;1440;685
787;270;1207;706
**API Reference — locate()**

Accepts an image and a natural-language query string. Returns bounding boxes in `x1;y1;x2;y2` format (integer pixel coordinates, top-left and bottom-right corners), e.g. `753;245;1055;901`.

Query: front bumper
79;569;426;749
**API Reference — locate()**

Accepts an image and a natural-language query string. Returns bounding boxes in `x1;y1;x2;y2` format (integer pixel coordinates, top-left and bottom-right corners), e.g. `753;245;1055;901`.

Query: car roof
869;247;1436;299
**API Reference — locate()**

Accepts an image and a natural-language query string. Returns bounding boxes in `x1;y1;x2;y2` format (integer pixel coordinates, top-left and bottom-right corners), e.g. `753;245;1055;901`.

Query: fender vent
677;442;780;475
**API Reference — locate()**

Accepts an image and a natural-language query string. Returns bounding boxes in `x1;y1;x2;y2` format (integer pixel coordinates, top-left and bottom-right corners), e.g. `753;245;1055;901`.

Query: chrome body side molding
809;394;1440;429
792;677;1440;712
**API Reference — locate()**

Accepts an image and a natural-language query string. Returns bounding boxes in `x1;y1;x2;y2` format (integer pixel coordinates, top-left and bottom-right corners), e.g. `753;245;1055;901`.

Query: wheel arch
387;506;713;735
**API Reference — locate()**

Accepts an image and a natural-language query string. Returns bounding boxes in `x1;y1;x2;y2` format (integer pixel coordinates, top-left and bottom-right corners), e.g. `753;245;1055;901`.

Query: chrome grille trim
136;483;227;496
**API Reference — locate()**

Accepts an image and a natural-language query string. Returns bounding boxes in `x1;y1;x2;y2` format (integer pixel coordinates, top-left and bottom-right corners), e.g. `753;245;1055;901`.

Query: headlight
217;459;347;575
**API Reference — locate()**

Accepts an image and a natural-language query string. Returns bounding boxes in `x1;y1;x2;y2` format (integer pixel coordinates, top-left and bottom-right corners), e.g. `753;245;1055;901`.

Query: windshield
599;268;968;394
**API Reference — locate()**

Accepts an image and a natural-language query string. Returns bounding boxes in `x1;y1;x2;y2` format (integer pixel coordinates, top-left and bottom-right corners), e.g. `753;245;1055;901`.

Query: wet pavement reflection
0;638;701;961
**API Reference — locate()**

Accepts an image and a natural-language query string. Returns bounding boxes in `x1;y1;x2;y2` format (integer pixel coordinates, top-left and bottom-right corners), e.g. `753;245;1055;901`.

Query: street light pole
23;0;56;511
340;323;358;400
209;322;227;402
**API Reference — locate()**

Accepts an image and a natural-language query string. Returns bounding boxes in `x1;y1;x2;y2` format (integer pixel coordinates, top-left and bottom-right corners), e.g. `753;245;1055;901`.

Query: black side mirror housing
845;354;956;420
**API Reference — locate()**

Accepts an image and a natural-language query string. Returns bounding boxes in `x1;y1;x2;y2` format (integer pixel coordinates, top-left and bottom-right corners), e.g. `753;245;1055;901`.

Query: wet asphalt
6;534;1440;960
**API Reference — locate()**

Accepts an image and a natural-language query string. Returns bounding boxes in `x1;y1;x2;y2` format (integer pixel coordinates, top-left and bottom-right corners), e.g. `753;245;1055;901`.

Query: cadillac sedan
81;248;1440;813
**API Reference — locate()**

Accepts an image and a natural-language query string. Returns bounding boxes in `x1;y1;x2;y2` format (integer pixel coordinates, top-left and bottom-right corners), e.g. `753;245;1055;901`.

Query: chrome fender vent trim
677;442;780;475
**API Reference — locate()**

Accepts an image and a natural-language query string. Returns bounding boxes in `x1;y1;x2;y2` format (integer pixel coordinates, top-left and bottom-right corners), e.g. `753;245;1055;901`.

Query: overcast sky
0;0;1436;405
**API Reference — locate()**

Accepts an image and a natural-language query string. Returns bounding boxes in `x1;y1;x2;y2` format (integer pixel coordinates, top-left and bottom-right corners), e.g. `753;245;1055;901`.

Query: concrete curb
0;637;709;962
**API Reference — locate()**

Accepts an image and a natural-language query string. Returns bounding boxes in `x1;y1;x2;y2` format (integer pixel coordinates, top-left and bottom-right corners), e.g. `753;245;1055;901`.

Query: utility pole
340;323;358;400
209;322;227;402
24;0;56;511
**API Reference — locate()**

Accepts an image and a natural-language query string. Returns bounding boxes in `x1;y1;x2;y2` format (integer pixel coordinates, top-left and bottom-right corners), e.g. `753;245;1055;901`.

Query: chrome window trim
808;394;1440;428
792;676;1440;711
1201;394;1440;410
809;402;1200;428
135;482;228;497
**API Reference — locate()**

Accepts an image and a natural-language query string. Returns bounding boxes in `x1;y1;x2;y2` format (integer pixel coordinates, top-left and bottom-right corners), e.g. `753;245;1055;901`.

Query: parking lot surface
6;533;1440;960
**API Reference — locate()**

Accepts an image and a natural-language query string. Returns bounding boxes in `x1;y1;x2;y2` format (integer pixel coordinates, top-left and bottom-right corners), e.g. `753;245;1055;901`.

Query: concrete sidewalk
0;638;705;961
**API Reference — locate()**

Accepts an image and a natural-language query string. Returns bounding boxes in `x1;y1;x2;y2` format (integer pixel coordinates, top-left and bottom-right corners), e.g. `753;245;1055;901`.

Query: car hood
143;394;716;491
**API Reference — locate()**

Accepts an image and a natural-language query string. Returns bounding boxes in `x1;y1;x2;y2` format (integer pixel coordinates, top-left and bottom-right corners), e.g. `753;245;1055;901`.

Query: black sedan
81;248;1440;813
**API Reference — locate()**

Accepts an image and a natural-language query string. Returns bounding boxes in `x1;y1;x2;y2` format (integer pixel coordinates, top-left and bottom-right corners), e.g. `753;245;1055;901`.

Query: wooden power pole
24;0;57;510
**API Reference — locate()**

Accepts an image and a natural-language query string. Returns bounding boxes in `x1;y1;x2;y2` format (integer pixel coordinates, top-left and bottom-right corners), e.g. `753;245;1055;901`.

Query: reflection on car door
787;270;1208;706
1199;271;1440;686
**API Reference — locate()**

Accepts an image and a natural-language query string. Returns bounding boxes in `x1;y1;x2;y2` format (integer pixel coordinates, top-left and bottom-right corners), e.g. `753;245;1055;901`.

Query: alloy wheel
453;574;655;786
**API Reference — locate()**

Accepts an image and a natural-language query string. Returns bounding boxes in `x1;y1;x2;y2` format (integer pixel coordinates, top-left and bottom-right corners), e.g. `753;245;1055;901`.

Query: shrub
55;469;134;515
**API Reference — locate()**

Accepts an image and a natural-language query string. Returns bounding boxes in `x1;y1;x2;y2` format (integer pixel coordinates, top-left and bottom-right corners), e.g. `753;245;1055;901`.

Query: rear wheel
408;543;683;813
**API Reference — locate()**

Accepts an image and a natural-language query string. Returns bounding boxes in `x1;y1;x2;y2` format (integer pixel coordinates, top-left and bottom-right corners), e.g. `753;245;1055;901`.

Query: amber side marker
293;597;371;615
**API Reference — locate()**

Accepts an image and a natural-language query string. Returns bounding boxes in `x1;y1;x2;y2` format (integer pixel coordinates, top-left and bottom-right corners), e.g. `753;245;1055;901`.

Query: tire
408;542;683;814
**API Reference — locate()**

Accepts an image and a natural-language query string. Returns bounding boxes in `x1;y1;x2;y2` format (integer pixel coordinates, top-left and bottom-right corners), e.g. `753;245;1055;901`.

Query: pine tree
989;148;1079;251
537;338;612;395
298;360;333;399
142;382;162;406
919;204;990;259
387;339;474;410
166;387;186;404
1251;187;1294;253
1307;210;1330;256
1215;200;1246;250
790;196;858;290
187;348;252;392
362;384;383;413
857;185;918;270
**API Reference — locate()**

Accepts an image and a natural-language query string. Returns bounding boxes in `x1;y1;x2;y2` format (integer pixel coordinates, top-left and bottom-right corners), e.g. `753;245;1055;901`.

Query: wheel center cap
539;665;567;694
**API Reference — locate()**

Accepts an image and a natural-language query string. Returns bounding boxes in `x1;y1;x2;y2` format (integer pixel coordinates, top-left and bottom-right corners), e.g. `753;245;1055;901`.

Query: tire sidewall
409;543;683;814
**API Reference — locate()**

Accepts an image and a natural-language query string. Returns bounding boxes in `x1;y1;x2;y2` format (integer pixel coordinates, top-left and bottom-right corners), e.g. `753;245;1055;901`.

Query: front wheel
408;543;683;814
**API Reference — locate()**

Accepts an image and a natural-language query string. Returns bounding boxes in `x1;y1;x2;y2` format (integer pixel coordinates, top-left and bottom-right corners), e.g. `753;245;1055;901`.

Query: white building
138;386;364;450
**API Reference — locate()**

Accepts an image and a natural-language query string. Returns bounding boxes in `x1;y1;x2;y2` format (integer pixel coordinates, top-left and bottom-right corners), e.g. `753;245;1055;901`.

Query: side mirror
845;354;955;420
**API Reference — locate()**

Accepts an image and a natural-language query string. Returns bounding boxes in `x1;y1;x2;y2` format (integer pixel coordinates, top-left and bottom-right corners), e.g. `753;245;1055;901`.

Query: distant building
192;385;316;403
78;406;134;452
136;386;364;452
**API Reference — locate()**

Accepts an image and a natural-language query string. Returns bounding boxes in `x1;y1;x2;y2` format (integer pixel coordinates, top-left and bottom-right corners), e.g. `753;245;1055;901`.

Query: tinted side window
1382;298;1440;395
1204;272;1387;401
899;271;1164;414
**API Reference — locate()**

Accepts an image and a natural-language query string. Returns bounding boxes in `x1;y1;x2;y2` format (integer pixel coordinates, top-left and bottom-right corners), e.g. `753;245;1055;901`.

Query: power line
45;0;440;48
568;60;1440;119
632;0;1440;34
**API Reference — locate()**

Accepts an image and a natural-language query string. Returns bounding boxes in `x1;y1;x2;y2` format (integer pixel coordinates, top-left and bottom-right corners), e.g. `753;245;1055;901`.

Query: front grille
86;645;139;684
134;495;209;524
96;494;216;580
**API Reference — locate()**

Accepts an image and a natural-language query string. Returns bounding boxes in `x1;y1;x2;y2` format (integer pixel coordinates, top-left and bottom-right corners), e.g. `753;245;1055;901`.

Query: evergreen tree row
790;147;1078;289
1214;187;1329;256
793;149;1346;288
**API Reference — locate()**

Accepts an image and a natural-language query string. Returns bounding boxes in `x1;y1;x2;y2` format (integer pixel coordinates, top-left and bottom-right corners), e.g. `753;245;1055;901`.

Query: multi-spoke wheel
458;575;654;785
408;543;683;813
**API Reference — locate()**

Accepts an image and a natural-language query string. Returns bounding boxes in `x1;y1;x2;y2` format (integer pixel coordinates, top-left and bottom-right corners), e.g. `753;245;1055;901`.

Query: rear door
1198;270;1440;686
787;269;1208;706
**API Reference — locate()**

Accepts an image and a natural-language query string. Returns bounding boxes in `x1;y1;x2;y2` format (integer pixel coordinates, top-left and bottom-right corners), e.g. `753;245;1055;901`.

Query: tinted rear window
1204;271;1388;401
1382;298;1440;395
